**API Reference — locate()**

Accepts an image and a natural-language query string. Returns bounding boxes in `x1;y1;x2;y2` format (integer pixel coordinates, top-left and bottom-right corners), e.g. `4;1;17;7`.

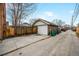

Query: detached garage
38;25;48;35
32;18;58;35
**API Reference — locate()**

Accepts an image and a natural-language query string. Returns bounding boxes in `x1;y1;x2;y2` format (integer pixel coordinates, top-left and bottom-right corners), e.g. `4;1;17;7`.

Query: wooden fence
5;26;37;38
76;27;79;37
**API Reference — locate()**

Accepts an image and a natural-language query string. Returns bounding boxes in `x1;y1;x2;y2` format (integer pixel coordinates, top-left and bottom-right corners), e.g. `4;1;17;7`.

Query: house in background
21;23;31;27
60;24;71;31
32;18;59;35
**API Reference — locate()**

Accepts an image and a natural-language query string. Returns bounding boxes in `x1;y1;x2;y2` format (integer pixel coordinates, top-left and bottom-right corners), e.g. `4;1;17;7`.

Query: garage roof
32;18;58;27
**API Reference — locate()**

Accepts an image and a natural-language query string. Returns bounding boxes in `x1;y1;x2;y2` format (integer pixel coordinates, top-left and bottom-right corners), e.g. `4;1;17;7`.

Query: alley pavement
0;34;49;56
0;30;79;56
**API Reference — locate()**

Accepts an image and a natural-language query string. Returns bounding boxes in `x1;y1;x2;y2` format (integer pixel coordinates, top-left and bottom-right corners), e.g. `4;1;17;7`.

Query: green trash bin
49;30;56;36
51;31;56;36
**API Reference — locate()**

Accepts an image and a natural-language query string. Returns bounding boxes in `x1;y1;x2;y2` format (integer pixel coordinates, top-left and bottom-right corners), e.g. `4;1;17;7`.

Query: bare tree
30;19;37;26
52;19;65;26
7;3;36;35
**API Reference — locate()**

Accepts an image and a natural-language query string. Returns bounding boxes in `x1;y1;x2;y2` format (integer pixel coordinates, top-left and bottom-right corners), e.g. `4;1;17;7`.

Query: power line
71;3;79;28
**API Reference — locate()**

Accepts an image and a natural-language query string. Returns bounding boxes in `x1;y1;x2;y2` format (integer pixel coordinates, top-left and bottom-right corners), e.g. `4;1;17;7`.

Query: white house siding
34;21;46;26
38;25;48;35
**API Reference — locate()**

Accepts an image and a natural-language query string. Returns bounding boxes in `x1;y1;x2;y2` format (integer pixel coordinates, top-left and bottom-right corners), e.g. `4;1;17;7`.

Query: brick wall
0;3;6;40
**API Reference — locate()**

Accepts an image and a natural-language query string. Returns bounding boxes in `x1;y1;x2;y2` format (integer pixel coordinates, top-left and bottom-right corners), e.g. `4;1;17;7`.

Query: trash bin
50;31;57;36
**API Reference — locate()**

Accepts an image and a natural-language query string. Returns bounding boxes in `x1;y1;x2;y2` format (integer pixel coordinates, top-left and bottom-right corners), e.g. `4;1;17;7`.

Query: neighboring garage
32;18;59;35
